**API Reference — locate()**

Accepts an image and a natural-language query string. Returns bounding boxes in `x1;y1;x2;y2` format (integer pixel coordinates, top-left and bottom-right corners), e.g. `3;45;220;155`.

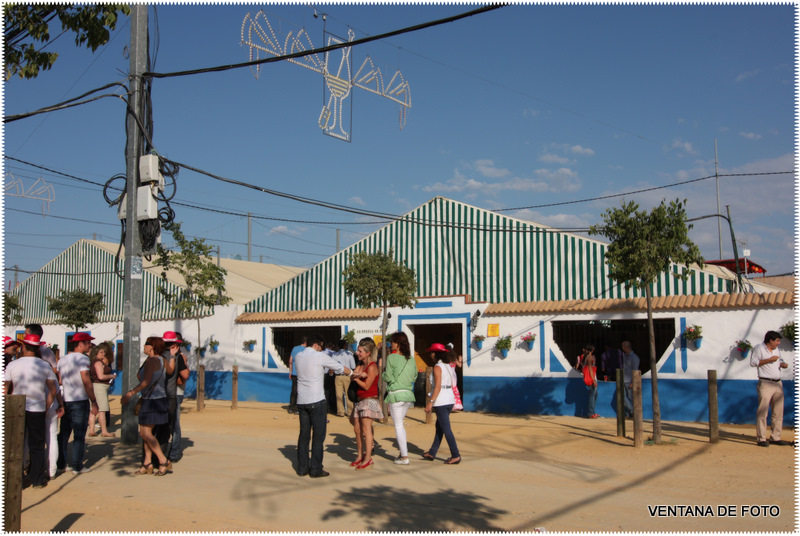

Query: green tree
154;222;232;361
589;199;704;443
3;292;23;325
342;249;418;416
3;4;130;80
46;287;105;332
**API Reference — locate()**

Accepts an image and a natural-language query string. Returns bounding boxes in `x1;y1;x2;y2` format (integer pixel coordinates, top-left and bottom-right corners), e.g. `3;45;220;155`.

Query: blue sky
2;3;796;290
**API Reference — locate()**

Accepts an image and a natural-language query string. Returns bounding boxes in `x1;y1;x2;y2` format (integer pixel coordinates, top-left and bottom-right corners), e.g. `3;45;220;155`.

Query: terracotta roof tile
236;308;381;324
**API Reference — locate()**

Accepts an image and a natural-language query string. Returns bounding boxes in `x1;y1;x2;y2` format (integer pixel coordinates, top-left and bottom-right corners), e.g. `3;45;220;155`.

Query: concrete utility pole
121;4;148;445
715;140;723;259
247;212;252;262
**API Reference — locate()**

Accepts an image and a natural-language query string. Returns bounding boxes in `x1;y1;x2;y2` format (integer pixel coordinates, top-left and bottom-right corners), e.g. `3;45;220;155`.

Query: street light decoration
241;11;412;142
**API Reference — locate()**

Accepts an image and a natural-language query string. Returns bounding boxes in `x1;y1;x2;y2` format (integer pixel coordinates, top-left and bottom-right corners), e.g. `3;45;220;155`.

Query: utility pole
121;5;148;445
247;212;252;262
715;140;722;259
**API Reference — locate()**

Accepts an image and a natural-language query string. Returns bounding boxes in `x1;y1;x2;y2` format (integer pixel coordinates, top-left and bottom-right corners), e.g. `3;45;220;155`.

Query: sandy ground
15;397;796;533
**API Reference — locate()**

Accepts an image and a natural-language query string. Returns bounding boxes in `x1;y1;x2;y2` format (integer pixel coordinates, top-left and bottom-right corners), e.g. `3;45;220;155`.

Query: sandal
134;463;153;475
422;452;435;461
154;462;171;476
355;458;373;471
350;457;363;468
444;456;461;465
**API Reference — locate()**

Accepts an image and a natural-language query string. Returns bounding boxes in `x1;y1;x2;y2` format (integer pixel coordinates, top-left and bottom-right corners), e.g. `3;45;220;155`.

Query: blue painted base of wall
465;376;795;426
112;371;794;426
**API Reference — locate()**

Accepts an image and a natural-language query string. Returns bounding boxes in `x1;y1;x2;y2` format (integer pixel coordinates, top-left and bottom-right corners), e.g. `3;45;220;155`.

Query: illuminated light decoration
705;258;767;275
4;173;55;214
241;11;412;142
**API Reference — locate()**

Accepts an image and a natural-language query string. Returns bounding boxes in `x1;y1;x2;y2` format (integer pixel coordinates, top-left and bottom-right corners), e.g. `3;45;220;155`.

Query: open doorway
407;323;465;403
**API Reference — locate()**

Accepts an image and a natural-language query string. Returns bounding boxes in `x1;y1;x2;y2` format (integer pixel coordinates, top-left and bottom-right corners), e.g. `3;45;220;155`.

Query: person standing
4;333;61;487
620;341;640;419
422;343;461;465
288;337;307;415
168;331;190;463
750;330;790;447
600;343;623;382
295;334;355;478
383;332;417;465
4;336;20;368
582;345;599;418
24;324;64;480
350;337;382;471
56;332;99;475
87;342;116;438
331;340;356;417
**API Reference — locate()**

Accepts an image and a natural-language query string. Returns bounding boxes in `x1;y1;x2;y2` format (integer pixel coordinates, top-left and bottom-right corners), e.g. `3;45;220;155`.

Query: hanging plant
494;334;512;351
735;339;753;352
521;332;536;343
683;325;703;341
779;322;795;342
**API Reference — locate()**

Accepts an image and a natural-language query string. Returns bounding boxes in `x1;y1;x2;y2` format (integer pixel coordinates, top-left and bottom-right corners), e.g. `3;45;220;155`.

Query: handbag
132;357;162;415
347;378;359;404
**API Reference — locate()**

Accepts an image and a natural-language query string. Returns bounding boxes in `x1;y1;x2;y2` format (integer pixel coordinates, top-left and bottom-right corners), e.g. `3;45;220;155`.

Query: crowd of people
293;331;463;478
3;325;190;488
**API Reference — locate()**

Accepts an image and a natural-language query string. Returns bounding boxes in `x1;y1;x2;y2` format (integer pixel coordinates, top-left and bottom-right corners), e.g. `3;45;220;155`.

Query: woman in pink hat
422;343;461;465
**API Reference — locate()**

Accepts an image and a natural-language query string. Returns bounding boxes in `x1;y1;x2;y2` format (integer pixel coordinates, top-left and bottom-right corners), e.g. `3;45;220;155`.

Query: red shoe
350;458;363;468
355;458;373;471
590;414;600;419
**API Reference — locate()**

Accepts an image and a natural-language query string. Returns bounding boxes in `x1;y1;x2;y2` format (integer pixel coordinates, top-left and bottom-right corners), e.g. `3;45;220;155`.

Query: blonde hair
357;337;377;364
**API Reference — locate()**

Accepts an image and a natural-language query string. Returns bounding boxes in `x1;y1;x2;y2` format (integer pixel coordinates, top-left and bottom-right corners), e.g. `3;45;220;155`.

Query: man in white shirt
56;332;99;474
295;334;355;478
4;333;60;487
331;341;357;417
750;330;790;447
25;324;63;479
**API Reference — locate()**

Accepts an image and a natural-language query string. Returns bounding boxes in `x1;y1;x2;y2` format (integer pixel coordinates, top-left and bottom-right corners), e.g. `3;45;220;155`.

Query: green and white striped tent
8;239;305;324
244;197;732;314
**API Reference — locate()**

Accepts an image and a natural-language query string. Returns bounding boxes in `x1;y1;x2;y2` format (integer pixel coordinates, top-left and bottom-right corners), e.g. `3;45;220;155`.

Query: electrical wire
143;5;505;80
3;81;129;123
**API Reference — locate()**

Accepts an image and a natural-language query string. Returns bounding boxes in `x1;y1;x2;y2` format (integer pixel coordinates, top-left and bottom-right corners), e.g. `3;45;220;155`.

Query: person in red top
349;337;383;471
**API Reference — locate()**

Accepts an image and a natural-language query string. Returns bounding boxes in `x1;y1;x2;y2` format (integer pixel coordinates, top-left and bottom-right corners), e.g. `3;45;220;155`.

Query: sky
2;3;796;291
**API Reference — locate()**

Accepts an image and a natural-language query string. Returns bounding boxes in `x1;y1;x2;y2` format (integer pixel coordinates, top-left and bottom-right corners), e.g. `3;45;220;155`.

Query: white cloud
533;167;582;192
422;161;582;195
349;196;366;206
538;153;571;165
670;138;697;155
523;108;540;118
735;69;760;82
473;159;511;179
739;131;763;140
570;145;595;156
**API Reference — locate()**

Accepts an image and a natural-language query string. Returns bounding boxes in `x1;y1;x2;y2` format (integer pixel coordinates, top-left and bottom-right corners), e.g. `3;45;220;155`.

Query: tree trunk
379;304;388;423
196;316;204;412
645;284;661;443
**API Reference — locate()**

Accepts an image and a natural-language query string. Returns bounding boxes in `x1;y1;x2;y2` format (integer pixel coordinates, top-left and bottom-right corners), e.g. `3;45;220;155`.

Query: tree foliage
341;249;418;311
3;292;23;325
46;287;105;332
589;198;704;443
3;4;130;80
590;199;704;288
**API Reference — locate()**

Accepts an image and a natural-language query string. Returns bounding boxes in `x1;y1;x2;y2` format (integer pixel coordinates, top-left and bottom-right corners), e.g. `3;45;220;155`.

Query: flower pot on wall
350;343;357;353
475;340;483;350
211;344;218;353
248;343;255;352
740;348;750;358
199;348;206;358
693;337;703;349
501;349;509;358
525;341;534;351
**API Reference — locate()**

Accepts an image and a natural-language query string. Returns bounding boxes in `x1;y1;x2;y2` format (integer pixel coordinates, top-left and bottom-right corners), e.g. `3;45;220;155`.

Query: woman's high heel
355;458;373;471
154;462;171;476
134;463;153;475
350;457;363;468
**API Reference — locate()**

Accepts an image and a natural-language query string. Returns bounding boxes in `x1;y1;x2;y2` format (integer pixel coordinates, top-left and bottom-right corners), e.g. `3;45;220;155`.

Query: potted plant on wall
780;322;795;345
209;337;219;353
472;334;485;350
495;334;512;358
736;339;753;358
243;339;257;352
343;330;357;352
521;332;536;351
683;324;703;349
198;346;207;358
182;340;192;352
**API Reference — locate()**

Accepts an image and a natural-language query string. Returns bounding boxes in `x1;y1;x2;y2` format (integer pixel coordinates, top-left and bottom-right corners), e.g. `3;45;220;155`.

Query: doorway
406;322;465;403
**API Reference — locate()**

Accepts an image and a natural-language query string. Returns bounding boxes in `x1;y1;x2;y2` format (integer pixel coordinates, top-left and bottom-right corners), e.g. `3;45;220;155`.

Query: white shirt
433;362;456;407
750;342;784;380
295;347;345;405
57;351;91;402
331;349;356;373
5;357;57;412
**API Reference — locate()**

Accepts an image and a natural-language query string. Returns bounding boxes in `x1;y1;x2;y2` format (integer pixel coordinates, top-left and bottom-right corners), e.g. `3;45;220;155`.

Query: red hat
72;332;95;343
3;336;20;348
426;343;449;353
163;331;182;344
22;333;43;346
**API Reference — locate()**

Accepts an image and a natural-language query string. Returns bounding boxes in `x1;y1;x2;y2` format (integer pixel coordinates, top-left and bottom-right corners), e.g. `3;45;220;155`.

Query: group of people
120;330;189;475
574;340;640;419
3;325;103;487
293;331;462;478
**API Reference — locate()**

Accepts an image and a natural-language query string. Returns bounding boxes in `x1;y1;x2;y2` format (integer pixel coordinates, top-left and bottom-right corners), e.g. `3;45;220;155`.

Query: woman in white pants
383;332;417;465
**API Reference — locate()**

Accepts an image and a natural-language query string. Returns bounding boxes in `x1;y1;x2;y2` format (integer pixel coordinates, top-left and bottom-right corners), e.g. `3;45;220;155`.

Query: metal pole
247;212;252;262
726;205;744;293
121;4;148;445
715;139;722;259
708;370;719;443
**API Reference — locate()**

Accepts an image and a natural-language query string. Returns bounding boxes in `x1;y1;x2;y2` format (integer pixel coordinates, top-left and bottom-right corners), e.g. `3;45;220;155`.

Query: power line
5;207;119;227
144;5;505;79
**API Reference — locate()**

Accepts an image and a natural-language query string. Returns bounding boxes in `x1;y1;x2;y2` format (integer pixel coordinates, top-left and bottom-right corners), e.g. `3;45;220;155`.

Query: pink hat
426;343;449;353
163;331;182;344
72;332;95;342
3;336;20;348
22;333;43;346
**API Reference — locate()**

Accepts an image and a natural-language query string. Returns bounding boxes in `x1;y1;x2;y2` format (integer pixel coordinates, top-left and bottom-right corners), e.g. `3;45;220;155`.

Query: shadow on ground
321;485;507;531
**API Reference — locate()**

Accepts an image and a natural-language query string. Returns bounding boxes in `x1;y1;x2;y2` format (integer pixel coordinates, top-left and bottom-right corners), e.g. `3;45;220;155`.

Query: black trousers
25;411;47;485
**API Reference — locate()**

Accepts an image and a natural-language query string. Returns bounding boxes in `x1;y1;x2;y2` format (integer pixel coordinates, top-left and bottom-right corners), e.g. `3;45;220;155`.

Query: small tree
3;292;23;325
590;199;704;443
46;288;105;332
4;4;131;80
342;249;418;416
154;222;232;359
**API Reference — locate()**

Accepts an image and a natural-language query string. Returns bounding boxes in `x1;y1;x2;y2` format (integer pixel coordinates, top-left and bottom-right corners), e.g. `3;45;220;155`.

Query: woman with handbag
383;331;417;465
349;337;382;471
422;343;461;465
120;336;172;476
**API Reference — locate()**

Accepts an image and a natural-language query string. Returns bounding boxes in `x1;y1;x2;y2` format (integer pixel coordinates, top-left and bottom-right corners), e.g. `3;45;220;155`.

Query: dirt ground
15;397;796;532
